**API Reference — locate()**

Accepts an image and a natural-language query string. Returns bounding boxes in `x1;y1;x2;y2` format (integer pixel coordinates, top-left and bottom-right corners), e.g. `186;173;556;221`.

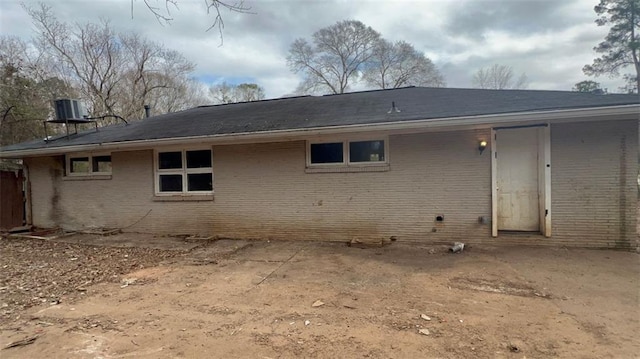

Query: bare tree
472;64;529;90
117;33;199;118
138;0;251;41
287;20;381;94
234;83;265;102
149;75;210;113
210;82;234;103
210;82;265;103
364;40;445;89
26;3;199;123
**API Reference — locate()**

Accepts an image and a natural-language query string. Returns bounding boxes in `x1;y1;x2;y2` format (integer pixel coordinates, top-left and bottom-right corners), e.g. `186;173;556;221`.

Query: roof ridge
321;86;417;97
197;94;312;108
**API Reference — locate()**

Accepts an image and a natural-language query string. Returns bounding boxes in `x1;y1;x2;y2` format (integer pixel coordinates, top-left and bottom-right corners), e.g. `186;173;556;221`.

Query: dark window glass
159;174;183;192
159;152;182;169
188;173;213;191
310;143;343;164
186;150;212;168
70;157;89;173
349;140;385;162
92;155;112;173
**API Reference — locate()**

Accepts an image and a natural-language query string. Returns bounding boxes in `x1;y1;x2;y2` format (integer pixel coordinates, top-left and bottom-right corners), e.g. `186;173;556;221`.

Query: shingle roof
2;86;638;153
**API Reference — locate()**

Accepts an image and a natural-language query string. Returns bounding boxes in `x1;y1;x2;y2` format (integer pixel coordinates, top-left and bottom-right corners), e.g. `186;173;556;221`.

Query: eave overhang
1;104;638;159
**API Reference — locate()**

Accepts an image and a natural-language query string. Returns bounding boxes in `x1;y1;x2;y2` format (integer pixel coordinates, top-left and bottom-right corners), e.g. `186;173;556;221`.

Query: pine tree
583;0;640;93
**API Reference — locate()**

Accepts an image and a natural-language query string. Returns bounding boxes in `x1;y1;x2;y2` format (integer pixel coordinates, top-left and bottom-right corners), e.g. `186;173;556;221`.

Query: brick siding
25;119;638;248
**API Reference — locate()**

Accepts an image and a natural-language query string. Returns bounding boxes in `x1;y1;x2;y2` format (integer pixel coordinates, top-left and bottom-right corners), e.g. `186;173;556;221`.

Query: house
0;87;638;249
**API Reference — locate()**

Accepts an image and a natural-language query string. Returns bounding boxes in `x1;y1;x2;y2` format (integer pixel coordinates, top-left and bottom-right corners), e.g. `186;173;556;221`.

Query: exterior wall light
478;140;488;154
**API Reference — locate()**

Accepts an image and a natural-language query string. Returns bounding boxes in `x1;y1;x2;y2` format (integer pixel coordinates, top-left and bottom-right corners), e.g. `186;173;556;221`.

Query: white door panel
496;128;540;231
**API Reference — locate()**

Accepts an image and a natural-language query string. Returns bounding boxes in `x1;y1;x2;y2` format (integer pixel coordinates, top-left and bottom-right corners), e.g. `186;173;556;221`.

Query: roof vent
387;101;401;114
54;99;87;121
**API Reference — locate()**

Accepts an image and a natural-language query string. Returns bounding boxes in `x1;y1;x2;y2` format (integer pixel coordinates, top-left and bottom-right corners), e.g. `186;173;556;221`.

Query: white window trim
65;152;112;177
154;147;214;196
306;136;390;168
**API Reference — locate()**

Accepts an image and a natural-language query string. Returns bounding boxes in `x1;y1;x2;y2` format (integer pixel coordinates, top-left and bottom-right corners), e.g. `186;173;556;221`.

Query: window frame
306;136;389;168
308;141;347;166
154;147;214;196
65;152;112;177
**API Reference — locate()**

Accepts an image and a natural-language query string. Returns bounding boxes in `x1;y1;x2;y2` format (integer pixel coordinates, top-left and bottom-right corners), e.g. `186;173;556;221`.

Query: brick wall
26;129;492;243
550;119;638;249
211;129;492;243
25;119;639;248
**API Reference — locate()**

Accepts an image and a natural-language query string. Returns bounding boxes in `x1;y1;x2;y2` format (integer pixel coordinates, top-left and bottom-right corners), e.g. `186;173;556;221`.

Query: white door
496;128;540;231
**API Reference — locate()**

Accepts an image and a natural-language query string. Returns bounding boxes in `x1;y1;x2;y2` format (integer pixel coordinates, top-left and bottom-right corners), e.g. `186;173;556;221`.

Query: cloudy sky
0;0;629;98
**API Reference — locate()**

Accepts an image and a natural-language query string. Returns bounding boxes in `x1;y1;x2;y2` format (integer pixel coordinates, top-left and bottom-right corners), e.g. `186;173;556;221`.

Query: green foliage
572;80;605;93
583;0;640;93
0;34;79;146
0;64;50;146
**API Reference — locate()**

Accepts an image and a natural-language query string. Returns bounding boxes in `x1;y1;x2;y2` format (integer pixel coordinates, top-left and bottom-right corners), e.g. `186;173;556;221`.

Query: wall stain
616;135;628;249
49;157;63;224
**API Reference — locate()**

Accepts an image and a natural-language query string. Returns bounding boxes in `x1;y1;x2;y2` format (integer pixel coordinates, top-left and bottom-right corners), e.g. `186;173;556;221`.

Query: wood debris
3;335;38;350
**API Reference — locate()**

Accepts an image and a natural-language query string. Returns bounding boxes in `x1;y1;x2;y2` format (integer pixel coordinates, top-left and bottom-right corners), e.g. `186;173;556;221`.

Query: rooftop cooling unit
54;99;86;121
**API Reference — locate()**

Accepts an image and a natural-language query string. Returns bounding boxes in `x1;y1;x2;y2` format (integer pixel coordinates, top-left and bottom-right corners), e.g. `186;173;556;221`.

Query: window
66;154;111;176
155;148;213;195
349;140;385;163
69;157;90;174
310;142;344;164
92;156;112;173
307;138;387;167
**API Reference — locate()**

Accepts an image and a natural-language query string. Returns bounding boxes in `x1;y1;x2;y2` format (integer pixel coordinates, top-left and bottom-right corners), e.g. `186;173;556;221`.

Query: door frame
491;124;551;237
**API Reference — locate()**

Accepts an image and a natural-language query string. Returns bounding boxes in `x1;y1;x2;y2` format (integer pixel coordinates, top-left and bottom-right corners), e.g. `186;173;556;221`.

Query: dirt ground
1;234;638;359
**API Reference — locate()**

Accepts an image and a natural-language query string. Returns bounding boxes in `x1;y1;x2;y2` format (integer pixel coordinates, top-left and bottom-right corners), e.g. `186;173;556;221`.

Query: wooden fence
0;170;25;231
